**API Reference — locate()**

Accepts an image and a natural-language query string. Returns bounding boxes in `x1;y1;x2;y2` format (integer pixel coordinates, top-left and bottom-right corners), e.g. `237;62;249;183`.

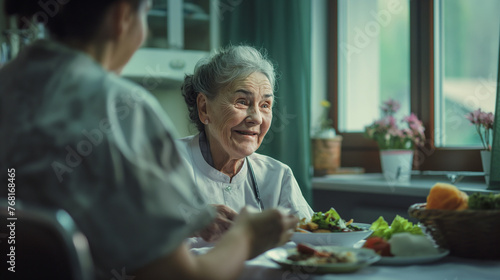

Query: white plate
376;248;450;265
266;245;381;274
292;223;373;247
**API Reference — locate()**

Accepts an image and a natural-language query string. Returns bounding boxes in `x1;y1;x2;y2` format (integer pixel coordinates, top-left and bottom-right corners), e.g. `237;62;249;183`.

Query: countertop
312;173;498;197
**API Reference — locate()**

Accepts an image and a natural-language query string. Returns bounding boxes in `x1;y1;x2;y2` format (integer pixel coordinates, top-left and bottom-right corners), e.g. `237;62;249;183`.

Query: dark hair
181;45;276;132
4;0;143;41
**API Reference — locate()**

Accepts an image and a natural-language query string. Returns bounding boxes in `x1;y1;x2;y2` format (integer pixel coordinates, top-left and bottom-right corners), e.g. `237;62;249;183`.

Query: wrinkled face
205;72;274;159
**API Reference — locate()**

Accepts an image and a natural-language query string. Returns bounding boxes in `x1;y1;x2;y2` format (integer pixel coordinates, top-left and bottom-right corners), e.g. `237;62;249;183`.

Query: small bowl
291;223;373;247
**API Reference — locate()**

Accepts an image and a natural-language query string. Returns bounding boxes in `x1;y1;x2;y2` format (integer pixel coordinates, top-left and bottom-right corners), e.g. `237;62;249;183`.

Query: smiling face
202;72;274;162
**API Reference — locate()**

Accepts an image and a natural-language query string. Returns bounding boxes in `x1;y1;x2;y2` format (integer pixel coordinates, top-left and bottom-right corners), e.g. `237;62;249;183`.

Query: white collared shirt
177;134;314;218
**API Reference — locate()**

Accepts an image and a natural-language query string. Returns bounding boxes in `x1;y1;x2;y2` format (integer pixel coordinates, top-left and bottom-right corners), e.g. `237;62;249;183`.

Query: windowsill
312;173;498;198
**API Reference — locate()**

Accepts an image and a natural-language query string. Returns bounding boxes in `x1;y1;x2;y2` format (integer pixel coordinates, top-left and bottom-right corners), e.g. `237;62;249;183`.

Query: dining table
233;242;500;280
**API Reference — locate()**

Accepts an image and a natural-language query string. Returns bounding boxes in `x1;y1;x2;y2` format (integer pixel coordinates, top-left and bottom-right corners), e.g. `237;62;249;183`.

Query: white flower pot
480;150;491;186
315;128;337;139
380;149;414;183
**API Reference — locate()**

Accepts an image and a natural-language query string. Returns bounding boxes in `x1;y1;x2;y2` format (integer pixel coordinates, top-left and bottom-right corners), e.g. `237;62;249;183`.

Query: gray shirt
0;40;214;278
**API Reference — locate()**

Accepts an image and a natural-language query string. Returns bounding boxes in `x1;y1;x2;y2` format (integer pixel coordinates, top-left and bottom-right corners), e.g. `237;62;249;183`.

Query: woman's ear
110;1;135;40
197;93;209;125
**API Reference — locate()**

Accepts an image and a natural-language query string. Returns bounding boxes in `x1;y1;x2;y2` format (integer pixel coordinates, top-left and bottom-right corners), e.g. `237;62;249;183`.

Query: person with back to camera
178;46;314;244
0;0;299;279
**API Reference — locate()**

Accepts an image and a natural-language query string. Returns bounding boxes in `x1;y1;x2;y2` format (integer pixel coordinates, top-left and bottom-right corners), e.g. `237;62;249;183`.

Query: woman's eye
261;103;271;109
236;99;247;105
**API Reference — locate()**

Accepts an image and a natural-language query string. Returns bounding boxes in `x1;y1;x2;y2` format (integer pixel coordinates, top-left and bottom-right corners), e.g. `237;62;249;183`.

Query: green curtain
489;25;500;190
220;0;313;203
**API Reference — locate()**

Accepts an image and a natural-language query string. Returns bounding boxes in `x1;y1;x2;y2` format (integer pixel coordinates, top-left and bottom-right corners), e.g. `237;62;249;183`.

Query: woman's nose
246;106;262;124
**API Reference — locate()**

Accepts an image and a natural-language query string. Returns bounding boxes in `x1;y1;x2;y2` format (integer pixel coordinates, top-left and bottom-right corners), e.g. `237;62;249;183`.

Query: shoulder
177;134;197;144
104;74;153;107
104;75;179;135
176;134;199;149
99;77;185;167
176;134;198;154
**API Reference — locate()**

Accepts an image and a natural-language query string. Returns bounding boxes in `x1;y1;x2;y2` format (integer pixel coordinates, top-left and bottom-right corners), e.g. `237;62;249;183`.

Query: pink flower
404;113;419;124
465;108;495;150
410;122;425;135
465;110;480;124
380;99;401;115
388;127;401;137
364;99;426;149
482;112;494;130
403;113;425;137
465;108;494;127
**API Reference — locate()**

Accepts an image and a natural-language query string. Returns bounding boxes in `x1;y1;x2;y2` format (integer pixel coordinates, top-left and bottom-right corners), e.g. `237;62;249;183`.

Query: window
328;0;500;172
338;0;410;132
434;0;500;147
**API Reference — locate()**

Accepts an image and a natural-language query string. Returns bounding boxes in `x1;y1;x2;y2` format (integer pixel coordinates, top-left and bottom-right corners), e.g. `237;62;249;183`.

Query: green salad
369;215;423;240
307;208;364;232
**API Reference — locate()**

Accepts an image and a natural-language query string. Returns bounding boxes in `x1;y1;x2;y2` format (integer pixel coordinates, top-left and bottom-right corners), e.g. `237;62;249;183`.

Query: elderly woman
179;46;314;227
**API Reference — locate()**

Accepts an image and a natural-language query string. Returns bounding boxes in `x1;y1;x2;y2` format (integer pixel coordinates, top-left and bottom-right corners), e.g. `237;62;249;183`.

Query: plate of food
376;248;449;265
291;208;373;247
266;243;380;274
361;216;450;265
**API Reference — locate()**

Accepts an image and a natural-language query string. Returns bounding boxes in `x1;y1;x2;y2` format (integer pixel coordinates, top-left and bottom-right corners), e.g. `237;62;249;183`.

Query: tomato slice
297;243;317;255
362;237;393;257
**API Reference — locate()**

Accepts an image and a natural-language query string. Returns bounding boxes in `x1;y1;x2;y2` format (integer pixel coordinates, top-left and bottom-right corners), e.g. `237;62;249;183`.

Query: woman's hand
197;204;238;242
235;206;299;259
135;206;299;280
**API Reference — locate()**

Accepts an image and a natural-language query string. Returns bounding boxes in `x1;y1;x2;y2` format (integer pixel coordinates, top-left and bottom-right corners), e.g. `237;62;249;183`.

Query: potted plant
466;108;494;185
364;99;425;182
312;100;343;176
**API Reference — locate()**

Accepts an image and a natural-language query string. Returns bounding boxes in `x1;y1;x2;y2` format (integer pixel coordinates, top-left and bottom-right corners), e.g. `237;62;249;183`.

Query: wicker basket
312;137;342;176
408;203;500;259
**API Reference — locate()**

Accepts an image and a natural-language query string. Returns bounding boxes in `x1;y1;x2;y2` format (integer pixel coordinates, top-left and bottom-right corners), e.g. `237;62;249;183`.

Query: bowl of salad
292;208;372;247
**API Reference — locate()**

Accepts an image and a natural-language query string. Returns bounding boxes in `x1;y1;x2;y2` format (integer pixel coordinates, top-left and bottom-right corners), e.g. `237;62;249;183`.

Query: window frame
327;0;483;173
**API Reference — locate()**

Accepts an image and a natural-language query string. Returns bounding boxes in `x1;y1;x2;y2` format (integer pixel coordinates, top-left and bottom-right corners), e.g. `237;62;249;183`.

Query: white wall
150;85;198;138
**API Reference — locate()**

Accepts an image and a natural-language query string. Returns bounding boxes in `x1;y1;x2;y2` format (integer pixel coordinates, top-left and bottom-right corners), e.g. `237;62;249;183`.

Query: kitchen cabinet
122;0;220;85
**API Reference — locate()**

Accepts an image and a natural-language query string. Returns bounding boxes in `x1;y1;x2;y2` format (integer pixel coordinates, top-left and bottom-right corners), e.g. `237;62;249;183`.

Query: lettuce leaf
324;208;341;222
370;215;423;240
369;216;390;238
311;208;343;230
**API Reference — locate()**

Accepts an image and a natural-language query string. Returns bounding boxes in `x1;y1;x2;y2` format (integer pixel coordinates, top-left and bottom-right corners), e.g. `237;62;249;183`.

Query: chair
0;203;95;280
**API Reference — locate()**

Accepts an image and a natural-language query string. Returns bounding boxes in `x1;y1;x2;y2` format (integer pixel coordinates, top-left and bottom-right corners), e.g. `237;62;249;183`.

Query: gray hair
181;45;276;132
